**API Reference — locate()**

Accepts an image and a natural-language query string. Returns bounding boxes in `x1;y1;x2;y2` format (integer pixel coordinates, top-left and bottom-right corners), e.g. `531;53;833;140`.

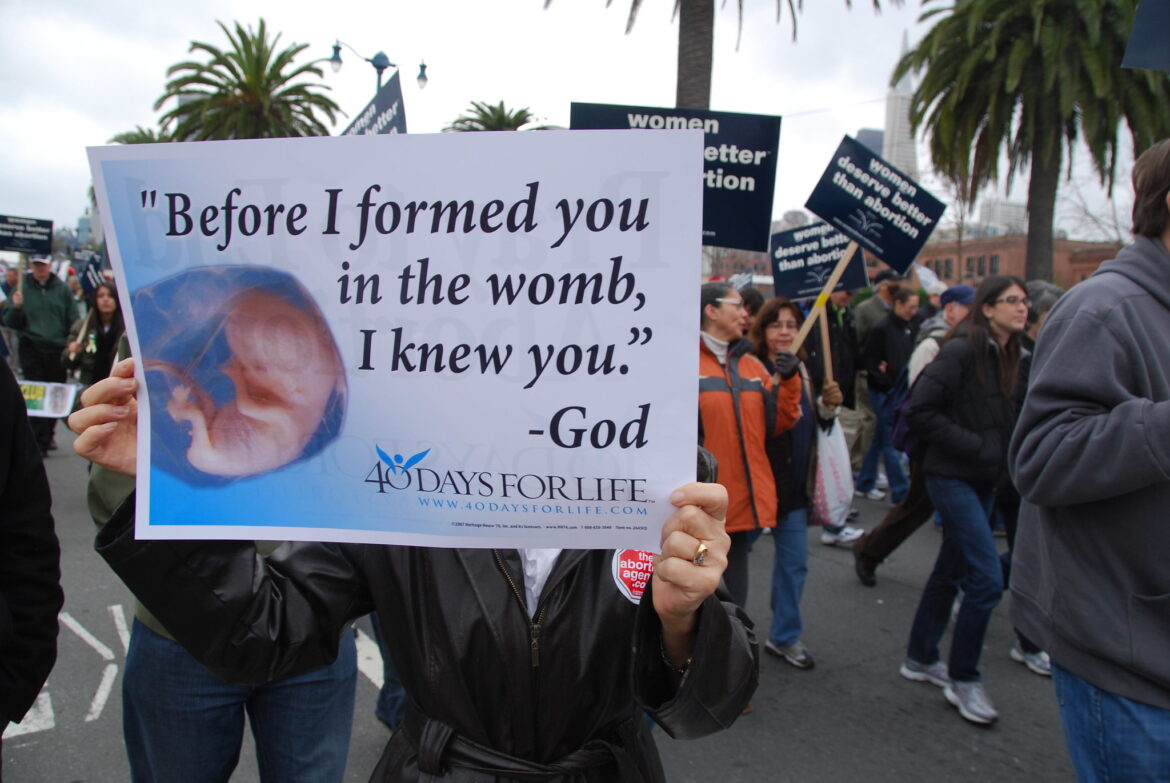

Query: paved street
5;434;1072;782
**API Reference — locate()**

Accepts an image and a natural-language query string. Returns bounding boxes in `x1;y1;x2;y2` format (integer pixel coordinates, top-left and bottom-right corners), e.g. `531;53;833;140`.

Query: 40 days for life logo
363;445;650;512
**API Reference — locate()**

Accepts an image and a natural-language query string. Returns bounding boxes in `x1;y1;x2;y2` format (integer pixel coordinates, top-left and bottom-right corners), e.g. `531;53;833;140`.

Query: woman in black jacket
63;282;124;387
749;298;846;671
71;359;757;783
898;276;1029;727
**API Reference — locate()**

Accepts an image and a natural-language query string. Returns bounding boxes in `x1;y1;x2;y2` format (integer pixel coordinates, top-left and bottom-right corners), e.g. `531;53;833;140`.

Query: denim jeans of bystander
1053;663;1170;783
906;476;1002;683
122;619;357;783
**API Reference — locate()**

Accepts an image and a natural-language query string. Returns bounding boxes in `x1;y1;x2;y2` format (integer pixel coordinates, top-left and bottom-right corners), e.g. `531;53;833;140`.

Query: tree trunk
1025;135;1061;282
675;0;714;109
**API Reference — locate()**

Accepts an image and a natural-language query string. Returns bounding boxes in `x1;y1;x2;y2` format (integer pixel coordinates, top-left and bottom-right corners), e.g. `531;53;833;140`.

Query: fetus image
136;267;346;484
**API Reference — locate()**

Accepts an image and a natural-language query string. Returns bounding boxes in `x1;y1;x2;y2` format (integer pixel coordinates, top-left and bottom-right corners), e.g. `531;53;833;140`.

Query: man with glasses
698;282;801;608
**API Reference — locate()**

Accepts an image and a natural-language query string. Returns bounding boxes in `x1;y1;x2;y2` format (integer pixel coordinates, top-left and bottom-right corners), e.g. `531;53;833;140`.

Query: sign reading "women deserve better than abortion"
89;130;701;549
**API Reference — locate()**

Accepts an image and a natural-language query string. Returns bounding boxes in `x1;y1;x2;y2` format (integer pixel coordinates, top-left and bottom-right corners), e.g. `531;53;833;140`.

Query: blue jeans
1054;664;1170;782
768;507;809;647
122;619;357;783
369;611;408;729
856;388;909;502
906;476;1002;683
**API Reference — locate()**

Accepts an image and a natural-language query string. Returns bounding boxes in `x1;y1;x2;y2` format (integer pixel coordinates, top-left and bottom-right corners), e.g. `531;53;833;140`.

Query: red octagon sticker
612;549;655;604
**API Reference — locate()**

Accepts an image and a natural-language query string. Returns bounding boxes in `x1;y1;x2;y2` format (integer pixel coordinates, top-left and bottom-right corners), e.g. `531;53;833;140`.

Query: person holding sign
3;257;73;456
900;276;1029;726
71;358;757;783
63;281;124;387
749;298;844;670
698;283;803;609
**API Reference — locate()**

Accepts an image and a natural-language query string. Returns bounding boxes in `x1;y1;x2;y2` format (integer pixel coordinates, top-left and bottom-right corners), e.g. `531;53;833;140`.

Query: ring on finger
692;541;709;566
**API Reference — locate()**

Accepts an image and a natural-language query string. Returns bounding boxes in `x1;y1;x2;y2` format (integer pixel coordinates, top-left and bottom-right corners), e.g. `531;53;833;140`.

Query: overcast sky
0;0;1124;260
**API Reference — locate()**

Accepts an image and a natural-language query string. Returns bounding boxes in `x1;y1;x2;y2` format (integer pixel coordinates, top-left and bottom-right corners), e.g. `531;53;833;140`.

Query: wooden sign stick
790;240;859;356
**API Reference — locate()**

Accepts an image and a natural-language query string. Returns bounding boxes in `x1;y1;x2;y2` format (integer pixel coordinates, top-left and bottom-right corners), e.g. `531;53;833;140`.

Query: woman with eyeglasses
898;275;1030;726
747;298;845;670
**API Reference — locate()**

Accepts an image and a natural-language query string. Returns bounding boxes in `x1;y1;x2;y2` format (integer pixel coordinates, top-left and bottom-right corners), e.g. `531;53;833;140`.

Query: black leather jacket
96;498;757;782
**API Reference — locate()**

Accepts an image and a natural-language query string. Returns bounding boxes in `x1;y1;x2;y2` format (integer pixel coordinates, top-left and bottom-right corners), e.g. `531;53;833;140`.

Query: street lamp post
329;40;428;91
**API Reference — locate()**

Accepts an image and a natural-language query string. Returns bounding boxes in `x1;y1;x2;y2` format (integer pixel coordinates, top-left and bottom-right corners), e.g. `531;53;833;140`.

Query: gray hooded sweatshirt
1010;234;1170;709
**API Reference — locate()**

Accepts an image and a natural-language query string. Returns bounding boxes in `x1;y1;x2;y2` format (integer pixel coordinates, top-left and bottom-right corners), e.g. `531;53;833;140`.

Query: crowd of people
5;139;1170;781
1;259;125;455
698;266;1054;726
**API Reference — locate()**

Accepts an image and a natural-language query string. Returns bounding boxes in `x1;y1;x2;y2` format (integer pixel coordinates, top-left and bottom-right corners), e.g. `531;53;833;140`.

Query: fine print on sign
88;130;702;550
769;221;867;302
569;102;781;253
804;135;945;273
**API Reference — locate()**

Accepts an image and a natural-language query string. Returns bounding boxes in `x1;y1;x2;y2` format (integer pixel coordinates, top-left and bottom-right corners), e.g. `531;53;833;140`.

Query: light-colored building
881;32;918;180
978;199;1028;235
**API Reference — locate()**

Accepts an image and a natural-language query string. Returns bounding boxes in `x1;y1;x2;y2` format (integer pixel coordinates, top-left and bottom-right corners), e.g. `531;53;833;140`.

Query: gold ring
692;542;709;566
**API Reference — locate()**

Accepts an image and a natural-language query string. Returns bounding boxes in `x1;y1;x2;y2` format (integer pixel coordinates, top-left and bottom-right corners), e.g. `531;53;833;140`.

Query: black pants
19;340;66;453
854;460;932;565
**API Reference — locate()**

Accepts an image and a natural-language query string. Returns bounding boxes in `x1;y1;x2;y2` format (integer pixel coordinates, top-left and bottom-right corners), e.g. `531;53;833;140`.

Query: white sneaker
944;681;999;725
855;488;886;501
876;473;889;490
1010;645;1052;677
821;525;864;546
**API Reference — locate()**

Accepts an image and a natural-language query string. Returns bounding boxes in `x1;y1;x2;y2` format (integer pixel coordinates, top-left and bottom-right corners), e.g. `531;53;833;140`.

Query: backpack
889;363;927;461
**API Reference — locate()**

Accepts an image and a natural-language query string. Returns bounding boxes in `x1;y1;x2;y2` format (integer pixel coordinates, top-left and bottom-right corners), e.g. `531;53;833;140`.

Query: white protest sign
20;380;80;418
89;130;702;550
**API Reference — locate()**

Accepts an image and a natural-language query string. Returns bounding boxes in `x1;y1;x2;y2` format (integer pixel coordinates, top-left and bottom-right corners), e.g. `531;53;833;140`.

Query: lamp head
417;62;428;89
329;41;342;74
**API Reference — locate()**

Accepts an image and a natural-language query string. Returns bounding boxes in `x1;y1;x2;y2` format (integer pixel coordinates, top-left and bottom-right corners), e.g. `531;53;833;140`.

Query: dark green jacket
3;274;73;349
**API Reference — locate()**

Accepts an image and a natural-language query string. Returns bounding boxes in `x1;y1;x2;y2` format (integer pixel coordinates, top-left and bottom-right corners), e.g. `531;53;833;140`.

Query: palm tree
155;19;341;141
108;126;169;145
544;0;894;109
444;101;535;132
895;0;1170;281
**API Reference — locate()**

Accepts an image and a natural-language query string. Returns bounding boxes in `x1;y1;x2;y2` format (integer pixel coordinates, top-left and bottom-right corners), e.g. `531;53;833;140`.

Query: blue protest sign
570;102;780;253
804;136;944;273
1123;0;1170;72
342;70;407;135
770;222;867;301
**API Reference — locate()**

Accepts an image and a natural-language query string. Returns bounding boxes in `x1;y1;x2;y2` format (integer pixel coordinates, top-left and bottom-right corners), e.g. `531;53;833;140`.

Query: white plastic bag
809;420;854;529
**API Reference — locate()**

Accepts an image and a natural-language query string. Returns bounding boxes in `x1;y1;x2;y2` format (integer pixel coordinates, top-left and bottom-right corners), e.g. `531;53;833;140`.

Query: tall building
882;31;918;179
856;128;884;156
978;198;1028;235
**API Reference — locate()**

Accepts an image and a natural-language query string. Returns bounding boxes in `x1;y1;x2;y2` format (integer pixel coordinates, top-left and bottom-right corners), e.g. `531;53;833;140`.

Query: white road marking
59;612;116;661
2;691;54;737
84;663;118;723
354;628;384;689
109;604;130;653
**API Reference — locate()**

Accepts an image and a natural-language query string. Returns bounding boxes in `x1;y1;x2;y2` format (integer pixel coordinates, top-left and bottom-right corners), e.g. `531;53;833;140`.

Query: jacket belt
402;705;640;782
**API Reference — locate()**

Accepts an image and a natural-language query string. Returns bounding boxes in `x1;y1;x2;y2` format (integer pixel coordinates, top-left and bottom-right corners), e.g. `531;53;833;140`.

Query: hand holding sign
69;357;139;477
653;481;729;667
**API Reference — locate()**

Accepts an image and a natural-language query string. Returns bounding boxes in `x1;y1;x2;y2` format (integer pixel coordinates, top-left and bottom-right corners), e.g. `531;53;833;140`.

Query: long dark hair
749;297;806;364
948;275;1026;397
91;281;125;335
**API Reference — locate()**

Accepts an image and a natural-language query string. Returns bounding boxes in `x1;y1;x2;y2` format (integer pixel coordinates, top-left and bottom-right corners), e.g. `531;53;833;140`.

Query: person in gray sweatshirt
1010;138;1170;780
